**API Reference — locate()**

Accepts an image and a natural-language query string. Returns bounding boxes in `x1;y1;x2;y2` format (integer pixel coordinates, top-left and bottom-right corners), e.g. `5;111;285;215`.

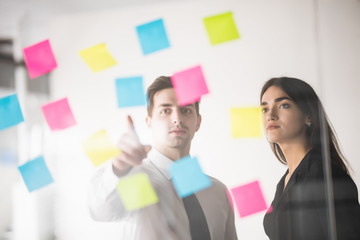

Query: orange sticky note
83;129;121;166
230;107;262;138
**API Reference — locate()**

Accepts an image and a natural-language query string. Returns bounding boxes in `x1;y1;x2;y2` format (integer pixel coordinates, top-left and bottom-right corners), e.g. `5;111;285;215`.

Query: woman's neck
280;143;312;175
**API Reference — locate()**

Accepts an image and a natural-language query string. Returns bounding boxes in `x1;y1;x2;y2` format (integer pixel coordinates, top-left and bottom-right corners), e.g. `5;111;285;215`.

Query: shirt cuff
102;160;122;194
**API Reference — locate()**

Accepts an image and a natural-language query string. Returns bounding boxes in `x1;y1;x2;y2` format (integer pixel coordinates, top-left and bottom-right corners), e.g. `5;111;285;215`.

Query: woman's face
260;86;310;145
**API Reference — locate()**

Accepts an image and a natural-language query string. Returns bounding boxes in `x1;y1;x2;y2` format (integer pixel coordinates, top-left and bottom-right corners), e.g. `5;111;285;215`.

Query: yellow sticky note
203;11;240;45
83;129;121;166
117;173;159;211
230;107;262;138
79;44;117;72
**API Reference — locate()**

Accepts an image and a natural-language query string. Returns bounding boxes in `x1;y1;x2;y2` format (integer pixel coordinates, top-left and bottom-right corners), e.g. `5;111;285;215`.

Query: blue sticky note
0;94;24;130
136;18;170;55
170;156;212;198
0;149;18;165
115;76;146;108
18;156;54;192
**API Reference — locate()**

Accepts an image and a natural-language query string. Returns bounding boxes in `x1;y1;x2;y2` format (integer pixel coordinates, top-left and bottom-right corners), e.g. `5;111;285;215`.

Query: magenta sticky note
41;98;77;131
23;39;58;79
231;180;268;218
171;65;209;106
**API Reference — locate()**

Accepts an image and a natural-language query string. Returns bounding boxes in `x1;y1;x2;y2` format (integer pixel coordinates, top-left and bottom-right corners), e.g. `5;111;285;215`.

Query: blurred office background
0;0;359;239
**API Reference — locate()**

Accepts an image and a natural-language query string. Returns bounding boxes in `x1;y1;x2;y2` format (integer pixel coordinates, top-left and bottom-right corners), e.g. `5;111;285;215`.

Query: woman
261;77;360;240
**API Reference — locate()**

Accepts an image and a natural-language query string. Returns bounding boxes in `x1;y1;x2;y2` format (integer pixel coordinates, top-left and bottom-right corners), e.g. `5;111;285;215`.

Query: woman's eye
262;108;268;113
280;103;290;109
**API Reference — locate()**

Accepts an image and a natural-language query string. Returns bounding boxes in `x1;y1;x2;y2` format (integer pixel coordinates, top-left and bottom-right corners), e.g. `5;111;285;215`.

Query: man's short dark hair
147;76;200;116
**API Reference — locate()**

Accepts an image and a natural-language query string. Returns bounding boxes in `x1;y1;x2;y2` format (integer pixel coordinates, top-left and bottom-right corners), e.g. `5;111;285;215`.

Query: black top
263;150;360;240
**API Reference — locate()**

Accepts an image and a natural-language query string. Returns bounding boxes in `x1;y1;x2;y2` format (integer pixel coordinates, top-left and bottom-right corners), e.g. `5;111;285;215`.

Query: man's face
146;88;201;154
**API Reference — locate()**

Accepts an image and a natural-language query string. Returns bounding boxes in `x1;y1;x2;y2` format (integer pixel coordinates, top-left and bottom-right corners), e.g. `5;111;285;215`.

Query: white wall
13;0;359;239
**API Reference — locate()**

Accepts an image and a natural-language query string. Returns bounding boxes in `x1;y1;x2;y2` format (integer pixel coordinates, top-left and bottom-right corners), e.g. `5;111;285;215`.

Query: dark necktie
182;194;211;240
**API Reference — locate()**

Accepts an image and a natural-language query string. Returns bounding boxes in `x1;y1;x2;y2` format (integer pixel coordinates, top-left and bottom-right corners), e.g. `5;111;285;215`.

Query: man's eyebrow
157;103;173;108
261;96;291;106
182;104;195;108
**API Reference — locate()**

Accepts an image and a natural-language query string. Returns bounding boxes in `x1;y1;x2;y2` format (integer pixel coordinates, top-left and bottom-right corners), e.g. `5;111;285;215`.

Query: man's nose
172;109;183;125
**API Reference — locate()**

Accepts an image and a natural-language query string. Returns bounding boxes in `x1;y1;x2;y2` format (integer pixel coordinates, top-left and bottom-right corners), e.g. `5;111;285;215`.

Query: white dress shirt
88;149;237;240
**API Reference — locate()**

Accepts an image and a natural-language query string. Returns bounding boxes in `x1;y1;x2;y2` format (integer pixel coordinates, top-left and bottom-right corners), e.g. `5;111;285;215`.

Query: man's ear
195;114;202;132
146;116;152;128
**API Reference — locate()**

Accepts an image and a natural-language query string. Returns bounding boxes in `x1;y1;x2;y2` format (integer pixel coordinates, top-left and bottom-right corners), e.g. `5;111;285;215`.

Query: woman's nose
267;107;278;121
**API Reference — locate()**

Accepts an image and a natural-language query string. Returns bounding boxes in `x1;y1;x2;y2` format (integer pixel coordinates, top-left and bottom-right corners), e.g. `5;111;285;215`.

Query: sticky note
23;39;58;79
115;76;146;108
230;180;268;218
136;18;170;55
117;172;159;211
79;44;117;72
0;149;17;165
0;94;24;130
203;12;240;45
170;156;212;198
41;98;77;131
18;156;54;192
230;107;262;138
83;129;121;166
171;65;209;106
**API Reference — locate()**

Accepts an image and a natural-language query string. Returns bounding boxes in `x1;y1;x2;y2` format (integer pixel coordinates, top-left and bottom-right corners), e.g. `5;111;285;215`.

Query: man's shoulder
207;175;228;192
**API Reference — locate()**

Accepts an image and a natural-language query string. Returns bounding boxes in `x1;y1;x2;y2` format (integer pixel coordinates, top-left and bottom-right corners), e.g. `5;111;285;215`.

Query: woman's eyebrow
261;96;291;106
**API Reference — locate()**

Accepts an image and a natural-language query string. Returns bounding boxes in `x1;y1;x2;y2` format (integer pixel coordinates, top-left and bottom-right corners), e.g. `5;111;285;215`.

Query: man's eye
262;108;268;113
161;109;170;114
182;108;192;114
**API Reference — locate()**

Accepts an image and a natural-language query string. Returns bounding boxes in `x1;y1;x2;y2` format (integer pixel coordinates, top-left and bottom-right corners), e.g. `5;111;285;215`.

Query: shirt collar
147;148;174;181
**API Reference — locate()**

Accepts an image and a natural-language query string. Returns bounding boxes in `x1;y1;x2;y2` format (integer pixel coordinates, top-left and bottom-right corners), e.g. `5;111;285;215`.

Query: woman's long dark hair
260;77;350;174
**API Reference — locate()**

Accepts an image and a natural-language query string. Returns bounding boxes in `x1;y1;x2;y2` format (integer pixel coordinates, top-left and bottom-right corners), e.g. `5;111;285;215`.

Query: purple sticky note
41;98;77;131
231;180;268;218
171;65;209;106
23;39;58;79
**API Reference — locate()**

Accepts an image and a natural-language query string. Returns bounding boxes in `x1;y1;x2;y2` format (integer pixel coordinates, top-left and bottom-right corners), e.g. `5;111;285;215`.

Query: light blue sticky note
115;76;146;108
0;94;24;130
18;156;54;192
0;149;18;165
170;156;212;198
136;18;170;55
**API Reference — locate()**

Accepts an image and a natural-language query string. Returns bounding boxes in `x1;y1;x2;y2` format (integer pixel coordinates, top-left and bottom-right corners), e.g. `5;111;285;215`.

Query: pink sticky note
171;65;209;106
231;180;268;218
23;39;58;79
41;98;77;131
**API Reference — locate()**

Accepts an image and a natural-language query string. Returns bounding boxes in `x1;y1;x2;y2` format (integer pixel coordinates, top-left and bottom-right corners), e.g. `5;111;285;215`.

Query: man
88;76;237;240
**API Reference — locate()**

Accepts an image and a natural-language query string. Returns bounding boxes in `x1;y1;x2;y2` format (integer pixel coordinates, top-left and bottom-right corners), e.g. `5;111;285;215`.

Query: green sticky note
203;11;240;45
117;173;159;211
230;107;262;138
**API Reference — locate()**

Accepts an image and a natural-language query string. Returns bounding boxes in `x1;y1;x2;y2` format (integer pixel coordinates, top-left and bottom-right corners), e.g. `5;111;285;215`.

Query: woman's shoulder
306;149;359;197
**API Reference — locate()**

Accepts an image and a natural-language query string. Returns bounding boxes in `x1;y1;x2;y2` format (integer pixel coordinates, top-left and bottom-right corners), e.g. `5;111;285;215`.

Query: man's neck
154;145;190;161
